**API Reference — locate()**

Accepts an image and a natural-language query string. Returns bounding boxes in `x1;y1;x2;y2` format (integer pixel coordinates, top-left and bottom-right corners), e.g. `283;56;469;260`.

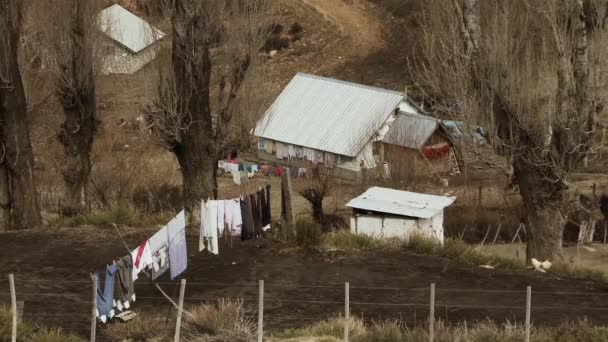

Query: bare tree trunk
0;161;10;230
171;1;217;206
462;0;480;54
0;0;43;229
515;160;566;261
57;0;98;215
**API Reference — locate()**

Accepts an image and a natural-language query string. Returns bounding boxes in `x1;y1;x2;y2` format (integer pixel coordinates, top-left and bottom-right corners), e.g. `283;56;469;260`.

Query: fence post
258;280;264;342
174;279;186;342
429;283;435;342
344;282;350;342
9;274;16;342
90;274;97;342
525;286;531;342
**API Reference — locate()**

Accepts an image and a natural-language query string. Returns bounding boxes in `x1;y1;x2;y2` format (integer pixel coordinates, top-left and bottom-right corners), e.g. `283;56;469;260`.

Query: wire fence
3;275;608;342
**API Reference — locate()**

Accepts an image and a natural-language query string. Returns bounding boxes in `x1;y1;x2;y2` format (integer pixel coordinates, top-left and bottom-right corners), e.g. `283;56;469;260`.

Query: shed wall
350;213;444;243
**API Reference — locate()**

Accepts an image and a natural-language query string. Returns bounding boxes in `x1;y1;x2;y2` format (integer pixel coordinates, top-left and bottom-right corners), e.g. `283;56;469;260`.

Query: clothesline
219;159;319;185
92;184;274;325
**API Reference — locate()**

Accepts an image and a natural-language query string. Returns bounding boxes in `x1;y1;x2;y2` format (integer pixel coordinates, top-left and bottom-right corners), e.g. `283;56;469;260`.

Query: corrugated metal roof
346;187;456;219
98;4;165;54
254;73;404;157
381;111;438;149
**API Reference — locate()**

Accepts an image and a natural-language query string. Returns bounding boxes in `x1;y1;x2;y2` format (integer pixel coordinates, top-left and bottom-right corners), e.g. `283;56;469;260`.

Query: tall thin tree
53;0;99;215
0;0;42;230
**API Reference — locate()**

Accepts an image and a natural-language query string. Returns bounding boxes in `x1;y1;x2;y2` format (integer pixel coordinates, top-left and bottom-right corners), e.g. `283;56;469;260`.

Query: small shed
346;187;456;243
97;4;165;75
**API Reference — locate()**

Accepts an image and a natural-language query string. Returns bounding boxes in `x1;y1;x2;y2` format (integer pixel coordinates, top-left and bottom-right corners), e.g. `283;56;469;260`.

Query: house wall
350;213;444;243
100;43;159;75
383;131;453;177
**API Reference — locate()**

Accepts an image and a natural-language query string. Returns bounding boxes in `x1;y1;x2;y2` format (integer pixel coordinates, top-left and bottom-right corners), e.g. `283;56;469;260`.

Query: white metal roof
97;4;165;54
381;111;438;149
254;73;404;157
346;187;456;219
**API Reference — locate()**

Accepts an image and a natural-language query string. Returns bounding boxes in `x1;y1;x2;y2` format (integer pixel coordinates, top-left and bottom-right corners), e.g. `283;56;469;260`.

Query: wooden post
344;282;350;342
525;286;531;342
604;220;607;244
280;170;296;240
174;279;186;342
258;280;264;342
9;274;16;342
429;283;435;342
491;224;502;244
90;274;97;342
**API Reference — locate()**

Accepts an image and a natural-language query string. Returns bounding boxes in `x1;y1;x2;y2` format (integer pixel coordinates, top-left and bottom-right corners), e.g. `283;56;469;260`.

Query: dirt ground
2;227;608;339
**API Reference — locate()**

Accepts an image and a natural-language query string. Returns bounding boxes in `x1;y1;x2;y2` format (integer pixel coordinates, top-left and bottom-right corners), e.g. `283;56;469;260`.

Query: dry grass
182;299;256;342
0;305;84;342
50;206;175;228
271;317;608;342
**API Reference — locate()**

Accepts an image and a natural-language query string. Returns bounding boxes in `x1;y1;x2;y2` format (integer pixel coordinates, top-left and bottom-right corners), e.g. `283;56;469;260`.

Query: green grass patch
296;220;323;247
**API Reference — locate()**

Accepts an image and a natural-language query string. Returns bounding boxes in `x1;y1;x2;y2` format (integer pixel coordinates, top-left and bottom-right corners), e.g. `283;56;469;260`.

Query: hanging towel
230;163;241;185
217;200;226;237
275;167;285;177
148;226;170;280
130;240;153;281
262;185;271;228
200;200;219;255
227;199;243;236
115;254;135;310
240;197;255;240
168;210;187;280
96;265;119;323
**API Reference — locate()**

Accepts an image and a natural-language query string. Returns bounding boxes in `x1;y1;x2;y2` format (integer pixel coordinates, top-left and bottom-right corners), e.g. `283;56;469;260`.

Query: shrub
183;299;255;342
104;315;171;341
288;21;304;35
132;183;182;214
295;220;322;247
0;305;34;339
28;328;85;342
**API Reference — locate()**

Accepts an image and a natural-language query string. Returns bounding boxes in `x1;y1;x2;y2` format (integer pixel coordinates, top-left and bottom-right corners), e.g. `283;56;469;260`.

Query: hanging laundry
247;166;255;179
240;171;249;184
148;226;170;280
217;200;226;237
251;193;262;237
261;165;269;174
96;265;119;323
230;163;241;185
290;167;298;178
130;240;153;281
115;255;135;310
298;168;308;178
262;185;272;229
226;199;242;236
238;164;245;171
200;200;219;255
268;167;275;177
288;144;297;160
296;146;304;159
275;166;285;176
240;197;255;240
167;210;187;280
303;147;315;163
276;142;290;159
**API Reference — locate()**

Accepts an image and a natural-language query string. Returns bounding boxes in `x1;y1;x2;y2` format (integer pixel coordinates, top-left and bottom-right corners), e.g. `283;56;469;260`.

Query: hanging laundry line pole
9;274;17;342
174;279;186;342
90;273;97;342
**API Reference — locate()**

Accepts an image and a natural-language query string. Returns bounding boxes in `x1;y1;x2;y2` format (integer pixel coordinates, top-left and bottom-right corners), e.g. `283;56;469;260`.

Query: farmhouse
253;73;461;177
97;4;165;75
346;187;456;243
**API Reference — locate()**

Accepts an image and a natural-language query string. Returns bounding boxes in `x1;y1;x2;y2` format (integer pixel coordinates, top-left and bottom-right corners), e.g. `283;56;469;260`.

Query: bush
288;21;303;35
104;315;171;341
183;299;255;342
132;183;182;214
295;220;322;247
0;305;34;339
28;328;85;342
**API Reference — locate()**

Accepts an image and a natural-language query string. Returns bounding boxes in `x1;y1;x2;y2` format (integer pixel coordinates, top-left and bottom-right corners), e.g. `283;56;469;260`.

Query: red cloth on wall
421;142;451;159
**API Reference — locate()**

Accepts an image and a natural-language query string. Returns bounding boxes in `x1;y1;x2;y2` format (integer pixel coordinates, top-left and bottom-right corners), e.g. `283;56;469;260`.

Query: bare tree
145;0;273;208
53;0;99;214
0;0;42;229
417;0;606;259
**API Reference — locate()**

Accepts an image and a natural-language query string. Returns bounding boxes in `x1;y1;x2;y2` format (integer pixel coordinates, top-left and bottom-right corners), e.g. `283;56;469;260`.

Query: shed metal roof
381;111;438;149
346;187;456;219
98;4;165;54
254;73;404;157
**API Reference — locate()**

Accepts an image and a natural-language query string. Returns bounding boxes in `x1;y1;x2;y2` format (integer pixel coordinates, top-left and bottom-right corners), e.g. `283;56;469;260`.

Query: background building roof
381;111;439;149
254;73;404;157
346;186;456;219
98;4;165;53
